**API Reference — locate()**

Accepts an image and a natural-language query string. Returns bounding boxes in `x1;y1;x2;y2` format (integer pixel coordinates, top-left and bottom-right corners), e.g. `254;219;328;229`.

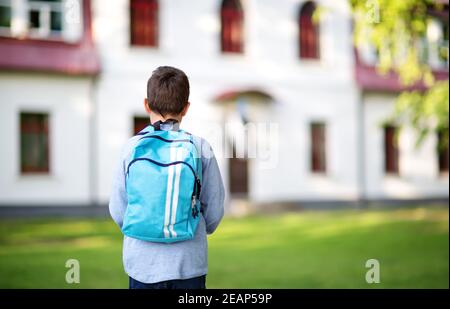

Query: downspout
84;0;100;207
89;75;99;206
356;88;368;209
354;42;368;209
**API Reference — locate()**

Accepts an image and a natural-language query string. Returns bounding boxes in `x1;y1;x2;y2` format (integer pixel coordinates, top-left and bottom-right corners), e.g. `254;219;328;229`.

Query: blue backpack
121;123;202;243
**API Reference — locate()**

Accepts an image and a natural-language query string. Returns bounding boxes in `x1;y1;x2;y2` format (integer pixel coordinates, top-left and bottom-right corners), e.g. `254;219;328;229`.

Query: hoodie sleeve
108;156;128;229
198;139;225;235
109;138;137;229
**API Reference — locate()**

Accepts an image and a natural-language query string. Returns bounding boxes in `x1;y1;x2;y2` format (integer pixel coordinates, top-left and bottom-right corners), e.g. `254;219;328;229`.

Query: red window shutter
311;123;326;173
384;126;399;174
299;2;319;59
130;0;158;47
221;0;243;53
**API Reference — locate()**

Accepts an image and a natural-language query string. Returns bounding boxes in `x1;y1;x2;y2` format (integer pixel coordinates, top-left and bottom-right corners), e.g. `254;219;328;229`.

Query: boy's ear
144;98;151;114
181;102;190;117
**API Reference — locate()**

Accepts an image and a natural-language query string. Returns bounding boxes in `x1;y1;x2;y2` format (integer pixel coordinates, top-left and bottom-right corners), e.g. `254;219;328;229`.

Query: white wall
1;0;446;206
363;92;449;199
0;73;94;205
93;0;360;204
249;85;360;203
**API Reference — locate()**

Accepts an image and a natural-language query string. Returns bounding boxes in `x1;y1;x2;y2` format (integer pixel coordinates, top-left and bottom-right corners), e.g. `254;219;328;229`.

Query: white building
0;0;448;211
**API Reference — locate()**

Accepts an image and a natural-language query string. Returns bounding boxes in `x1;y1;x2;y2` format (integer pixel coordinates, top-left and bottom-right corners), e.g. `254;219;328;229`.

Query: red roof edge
354;48;448;93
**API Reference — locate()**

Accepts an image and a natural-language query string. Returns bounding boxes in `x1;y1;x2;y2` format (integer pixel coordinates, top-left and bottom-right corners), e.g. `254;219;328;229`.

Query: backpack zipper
127;158;201;217
127;158;196;176
139;135;193;144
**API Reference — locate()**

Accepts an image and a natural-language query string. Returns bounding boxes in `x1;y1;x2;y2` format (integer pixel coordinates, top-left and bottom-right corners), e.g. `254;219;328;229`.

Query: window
0;0;11;36
27;0;63;38
384;125;399;174
220;0;243;53
310;123;326;173
421;17;449;68
437;129;449;173
0;0;82;41
130;0;158;47
133;116;149;135
441;20;449;64
299;1;320;59
20;112;50;174
0;0;11;28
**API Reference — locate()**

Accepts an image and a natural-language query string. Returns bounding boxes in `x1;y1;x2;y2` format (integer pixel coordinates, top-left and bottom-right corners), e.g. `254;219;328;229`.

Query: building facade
0;0;448;210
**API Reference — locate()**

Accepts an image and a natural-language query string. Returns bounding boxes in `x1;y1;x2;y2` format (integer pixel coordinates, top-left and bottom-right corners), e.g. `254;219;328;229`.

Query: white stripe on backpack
169;148;184;238
163;147;176;238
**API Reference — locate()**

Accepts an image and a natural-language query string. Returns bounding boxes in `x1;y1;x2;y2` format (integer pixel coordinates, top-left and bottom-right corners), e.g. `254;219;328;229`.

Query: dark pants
129;275;206;289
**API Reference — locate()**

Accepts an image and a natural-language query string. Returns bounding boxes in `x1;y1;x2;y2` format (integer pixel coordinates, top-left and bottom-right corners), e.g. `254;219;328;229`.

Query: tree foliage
350;0;449;147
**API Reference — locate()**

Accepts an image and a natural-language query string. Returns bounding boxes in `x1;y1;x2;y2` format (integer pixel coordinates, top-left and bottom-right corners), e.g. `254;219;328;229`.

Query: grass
0;206;448;288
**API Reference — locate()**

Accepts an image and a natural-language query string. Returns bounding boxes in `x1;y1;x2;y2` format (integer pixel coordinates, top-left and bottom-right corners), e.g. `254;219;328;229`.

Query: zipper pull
191;196;198;218
195;177;201;199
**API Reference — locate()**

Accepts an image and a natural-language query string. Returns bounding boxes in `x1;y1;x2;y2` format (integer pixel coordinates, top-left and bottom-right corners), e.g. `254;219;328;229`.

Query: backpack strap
189;134;202;196
135;124;155;136
188;134;202;218
151;119;180;131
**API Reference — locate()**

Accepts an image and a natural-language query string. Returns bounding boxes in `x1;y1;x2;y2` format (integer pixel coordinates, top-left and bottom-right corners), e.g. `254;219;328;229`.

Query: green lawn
0;206;448;288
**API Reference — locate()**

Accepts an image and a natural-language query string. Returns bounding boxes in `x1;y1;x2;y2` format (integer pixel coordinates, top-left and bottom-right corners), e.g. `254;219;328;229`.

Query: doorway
228;143;249;197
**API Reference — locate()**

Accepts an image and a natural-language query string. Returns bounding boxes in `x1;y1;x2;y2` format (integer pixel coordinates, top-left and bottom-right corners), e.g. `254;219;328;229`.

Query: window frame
0;0;83;42
27;0;64;39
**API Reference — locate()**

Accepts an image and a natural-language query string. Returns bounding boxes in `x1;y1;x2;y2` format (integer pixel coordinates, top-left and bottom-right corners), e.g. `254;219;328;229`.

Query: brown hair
147;66;190;117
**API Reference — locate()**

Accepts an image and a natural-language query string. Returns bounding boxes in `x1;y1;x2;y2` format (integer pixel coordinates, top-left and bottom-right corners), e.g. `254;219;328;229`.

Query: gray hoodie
109;124;225;284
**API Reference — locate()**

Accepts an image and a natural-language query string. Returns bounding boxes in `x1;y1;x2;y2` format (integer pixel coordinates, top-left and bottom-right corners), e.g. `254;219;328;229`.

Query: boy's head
145;66;190;121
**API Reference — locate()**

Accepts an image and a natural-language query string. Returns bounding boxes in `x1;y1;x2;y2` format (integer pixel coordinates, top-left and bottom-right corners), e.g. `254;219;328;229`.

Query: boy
109;66;225;289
